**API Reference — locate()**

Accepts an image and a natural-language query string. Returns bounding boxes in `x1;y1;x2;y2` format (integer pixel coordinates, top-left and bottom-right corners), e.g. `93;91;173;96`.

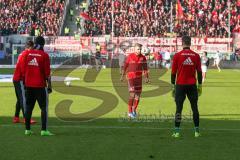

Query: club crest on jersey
28;58;39;66
183;57;194;65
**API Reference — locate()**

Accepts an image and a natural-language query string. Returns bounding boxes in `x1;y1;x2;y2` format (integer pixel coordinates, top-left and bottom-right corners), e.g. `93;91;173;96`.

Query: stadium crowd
83;0;240;37
1;0;240;37
0;0;65;36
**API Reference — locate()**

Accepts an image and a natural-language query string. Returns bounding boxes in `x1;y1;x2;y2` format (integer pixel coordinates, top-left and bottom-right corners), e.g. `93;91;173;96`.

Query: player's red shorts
128;77;142;93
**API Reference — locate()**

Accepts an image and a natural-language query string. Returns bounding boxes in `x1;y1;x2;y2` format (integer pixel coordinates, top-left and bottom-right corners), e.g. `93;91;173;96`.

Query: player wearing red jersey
22;36;53;136
12;41;36;124
120;43;149;118
171;36;202;138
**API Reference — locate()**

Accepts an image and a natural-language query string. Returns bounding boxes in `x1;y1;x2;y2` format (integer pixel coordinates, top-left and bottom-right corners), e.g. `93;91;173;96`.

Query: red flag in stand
176;0;184;20
80;12;98;22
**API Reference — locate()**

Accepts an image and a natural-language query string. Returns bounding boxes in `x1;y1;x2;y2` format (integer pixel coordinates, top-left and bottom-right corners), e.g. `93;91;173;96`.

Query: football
65;81;71;86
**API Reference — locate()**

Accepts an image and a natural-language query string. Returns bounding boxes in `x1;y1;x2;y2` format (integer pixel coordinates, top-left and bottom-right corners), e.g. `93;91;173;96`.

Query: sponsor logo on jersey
183;57;194;65
29;53;42;57
28;58;39;66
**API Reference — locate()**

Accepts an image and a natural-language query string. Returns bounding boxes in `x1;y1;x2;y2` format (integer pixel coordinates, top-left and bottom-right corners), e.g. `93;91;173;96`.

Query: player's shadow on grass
1;116;240;131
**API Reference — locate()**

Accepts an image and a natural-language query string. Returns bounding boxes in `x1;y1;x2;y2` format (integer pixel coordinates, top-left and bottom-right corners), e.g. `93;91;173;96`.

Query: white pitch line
233;69;240;72
1;124;240;131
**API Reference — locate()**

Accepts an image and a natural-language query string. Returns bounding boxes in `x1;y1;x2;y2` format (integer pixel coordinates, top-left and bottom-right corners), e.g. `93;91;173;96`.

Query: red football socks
133;98;139;111
128;98;134;113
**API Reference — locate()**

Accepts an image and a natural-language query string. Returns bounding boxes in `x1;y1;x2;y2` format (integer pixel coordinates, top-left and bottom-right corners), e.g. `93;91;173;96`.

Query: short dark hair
204;51;207;56
25;40;34;49
35;36;45;46
182;36;191;46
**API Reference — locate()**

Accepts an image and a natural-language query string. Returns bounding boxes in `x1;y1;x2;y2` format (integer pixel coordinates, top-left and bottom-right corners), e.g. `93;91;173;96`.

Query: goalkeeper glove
197;84;202;97
171;84;176;98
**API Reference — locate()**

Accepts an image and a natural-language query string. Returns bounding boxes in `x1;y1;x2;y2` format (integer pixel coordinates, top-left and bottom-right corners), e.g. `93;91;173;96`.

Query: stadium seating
83;0;240;37
0;0;65;36
1;0;240;37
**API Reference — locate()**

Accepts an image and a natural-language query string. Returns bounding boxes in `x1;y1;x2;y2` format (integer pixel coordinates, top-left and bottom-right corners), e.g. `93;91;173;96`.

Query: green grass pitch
0;68;240;160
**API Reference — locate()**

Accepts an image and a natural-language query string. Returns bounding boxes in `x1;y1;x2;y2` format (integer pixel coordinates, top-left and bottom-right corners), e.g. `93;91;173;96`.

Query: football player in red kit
21;36;53;136
12;40;36;124
120;43;149;118
171;36;202;138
